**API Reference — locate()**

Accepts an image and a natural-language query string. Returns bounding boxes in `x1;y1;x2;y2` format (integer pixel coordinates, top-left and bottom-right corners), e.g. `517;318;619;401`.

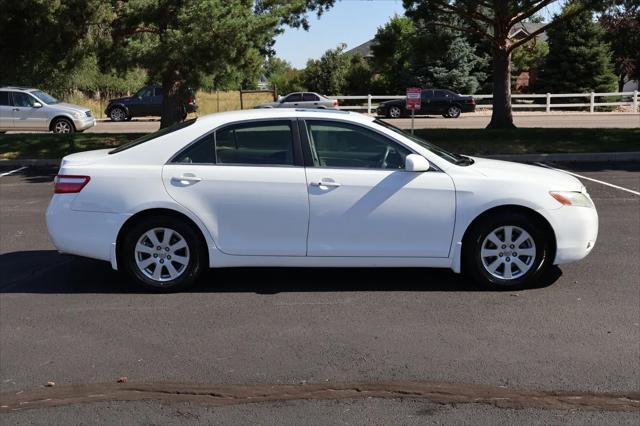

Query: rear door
0;91;13;130
420;90;435;114
11;92;48;130
301;93;321;108
432;90;451;113
163;119;309;256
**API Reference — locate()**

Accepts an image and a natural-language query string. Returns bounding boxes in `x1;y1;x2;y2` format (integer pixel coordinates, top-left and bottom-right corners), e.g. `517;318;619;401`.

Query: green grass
1;128;638;160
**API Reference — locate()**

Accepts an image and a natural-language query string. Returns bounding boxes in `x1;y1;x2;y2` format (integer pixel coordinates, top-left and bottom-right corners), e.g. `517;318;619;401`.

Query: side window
303;93;319;102
215;121;294;166
173;134;215;164
0;91;10;106
154;87;164;97
136;87;153;98
421;90;432;100
12;92;35;107
283;93;302;103
305;120;411;170
434;90;447;98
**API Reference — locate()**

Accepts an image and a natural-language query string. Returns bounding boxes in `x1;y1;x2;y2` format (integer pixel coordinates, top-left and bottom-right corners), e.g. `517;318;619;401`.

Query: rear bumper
46;194;129;263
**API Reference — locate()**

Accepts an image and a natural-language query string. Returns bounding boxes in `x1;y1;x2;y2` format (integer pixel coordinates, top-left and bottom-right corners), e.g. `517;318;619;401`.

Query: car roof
192;108;372;129
0;86;37;91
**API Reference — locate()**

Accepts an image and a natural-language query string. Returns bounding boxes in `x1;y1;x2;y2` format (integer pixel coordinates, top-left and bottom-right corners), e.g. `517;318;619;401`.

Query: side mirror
33;102;42;108
405;154;430;172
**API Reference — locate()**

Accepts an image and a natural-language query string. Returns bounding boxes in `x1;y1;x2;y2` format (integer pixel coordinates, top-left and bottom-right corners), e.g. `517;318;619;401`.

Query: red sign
406;87;422;110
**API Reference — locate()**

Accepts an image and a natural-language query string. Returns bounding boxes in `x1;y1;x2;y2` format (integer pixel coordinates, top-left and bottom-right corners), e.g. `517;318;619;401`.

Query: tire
463;212;552;290
121;215;207;292
51;118;75;134
388;106;402;118
446;105;462;118
109;107;127;122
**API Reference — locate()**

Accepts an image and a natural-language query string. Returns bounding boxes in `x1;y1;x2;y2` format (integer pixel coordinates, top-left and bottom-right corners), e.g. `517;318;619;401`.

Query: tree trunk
487;47;516;129
160;74;186;129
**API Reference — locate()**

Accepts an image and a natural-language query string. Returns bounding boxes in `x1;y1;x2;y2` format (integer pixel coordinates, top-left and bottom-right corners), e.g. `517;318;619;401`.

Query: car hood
469;157;584;191
50;102;90;113
379;99;403;106
108;97;131;104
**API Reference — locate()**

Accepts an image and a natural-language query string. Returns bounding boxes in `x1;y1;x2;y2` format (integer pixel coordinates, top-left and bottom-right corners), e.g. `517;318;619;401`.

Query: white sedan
46;109;598;291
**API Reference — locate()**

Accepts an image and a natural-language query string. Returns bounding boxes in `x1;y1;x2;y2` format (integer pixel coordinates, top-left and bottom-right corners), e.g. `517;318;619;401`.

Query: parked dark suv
105;85;197;121
377;89;475;119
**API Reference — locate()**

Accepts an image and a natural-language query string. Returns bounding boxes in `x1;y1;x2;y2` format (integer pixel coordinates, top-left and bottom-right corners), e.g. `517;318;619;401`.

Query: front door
163;119;309;256
303;119;456;258
129;87;154;116
150;87;163;116
11;92;48;130
280;93;302;108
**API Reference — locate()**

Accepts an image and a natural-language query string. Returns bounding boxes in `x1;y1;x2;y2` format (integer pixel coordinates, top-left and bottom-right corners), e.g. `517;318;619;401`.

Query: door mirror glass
32;102;42;108
405;154;430;172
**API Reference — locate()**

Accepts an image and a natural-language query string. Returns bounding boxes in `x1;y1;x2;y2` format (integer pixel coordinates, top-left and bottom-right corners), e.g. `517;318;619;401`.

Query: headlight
550;191;593;207
73;111;84;119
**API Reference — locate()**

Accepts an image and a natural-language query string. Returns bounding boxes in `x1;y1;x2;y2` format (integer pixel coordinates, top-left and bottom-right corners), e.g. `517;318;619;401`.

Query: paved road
0;162;639;423
78;113;640;133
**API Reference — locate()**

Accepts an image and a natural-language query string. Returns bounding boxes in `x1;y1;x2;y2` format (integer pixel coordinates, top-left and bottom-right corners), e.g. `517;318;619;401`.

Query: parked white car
46;109;598;291
0;87;96;133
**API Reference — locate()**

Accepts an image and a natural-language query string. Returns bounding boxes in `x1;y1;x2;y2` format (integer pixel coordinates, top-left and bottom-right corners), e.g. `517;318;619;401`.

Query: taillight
332;99;338;107
187;96;194;104
54;175;90;194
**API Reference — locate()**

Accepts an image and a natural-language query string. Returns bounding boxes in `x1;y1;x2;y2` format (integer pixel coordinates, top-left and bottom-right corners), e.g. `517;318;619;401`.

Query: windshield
109;119;197;154
373;119;472;165
30;90;59;104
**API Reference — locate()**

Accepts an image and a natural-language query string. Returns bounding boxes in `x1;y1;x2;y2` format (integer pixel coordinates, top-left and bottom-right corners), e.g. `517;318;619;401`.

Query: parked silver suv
0;87;96;133
255;92;338;109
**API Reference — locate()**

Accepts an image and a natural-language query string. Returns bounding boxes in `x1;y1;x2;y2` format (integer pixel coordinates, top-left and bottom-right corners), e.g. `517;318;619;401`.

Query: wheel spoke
146;230;161;247
481;247;500;258
161;229;173;245
487;232;502;247
136;243;154;254
503;263;513;279
165;262;179;279
512;257;529;273
518;248;536;257
152;264;163;280
486;258;502;273
513;233;528;248
170;239;187;251
138;257;155;269
171;254;189;265
504;226;513;244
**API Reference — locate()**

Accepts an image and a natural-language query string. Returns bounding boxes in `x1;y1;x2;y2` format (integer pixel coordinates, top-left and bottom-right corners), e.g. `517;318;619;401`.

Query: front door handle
311;180;341;188
173;174;202;185
12;108;19;111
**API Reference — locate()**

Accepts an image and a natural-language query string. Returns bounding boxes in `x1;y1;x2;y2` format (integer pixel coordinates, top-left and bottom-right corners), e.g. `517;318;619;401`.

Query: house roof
345;40;376;58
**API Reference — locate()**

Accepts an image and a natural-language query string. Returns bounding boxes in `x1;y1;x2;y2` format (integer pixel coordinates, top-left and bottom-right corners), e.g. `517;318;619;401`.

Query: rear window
109;119;197;154
0;91;10;106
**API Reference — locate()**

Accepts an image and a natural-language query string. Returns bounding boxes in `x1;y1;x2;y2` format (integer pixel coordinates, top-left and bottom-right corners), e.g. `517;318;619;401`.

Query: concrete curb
2;152;640;168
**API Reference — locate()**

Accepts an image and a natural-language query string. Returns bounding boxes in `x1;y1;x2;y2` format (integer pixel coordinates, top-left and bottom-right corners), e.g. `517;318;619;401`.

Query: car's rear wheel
121;216;207;292
109;107;127;122
388;106;402;118
463;212;552;290
445;105;462;118
52;118;75;134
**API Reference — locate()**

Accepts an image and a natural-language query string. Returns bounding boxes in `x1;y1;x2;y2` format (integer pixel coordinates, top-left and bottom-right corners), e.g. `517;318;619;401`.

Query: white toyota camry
46;109;598;291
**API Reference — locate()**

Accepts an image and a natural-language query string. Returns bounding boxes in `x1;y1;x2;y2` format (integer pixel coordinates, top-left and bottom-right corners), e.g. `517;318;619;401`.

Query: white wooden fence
328;91;639;114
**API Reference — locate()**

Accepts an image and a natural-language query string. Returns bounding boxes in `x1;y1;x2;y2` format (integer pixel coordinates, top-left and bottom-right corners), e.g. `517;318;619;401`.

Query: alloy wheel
110;108;125;121
447;106;461;118
480;225;536;280
134;227;190;283
53;120;72;134
389;106;401;118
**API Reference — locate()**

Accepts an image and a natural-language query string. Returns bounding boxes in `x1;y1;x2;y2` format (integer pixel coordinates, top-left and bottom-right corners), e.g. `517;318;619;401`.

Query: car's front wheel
463;212;552;290
445;105;462;118
109;107;127;122
52;118;75;134
388;106;402;118
121;216;207;292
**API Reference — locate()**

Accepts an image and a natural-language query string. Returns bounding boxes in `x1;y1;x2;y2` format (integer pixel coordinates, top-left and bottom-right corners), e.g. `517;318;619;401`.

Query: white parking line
535;163;640;196
0;166;27;177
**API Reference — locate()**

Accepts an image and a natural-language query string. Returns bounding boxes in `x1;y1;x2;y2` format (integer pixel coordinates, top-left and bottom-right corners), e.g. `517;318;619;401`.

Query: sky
272;0;566;69
273;0;405;69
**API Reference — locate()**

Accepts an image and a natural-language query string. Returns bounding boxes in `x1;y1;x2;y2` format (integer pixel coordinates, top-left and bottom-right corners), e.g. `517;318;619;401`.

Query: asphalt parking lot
0;161;639;423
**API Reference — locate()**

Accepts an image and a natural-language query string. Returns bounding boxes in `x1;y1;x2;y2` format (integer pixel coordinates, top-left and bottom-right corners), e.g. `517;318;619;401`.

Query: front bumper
73;116;97;131
544;204;599;265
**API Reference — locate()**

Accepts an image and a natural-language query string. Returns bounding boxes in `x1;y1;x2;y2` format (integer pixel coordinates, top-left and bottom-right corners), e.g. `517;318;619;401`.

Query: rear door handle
311;180;341;188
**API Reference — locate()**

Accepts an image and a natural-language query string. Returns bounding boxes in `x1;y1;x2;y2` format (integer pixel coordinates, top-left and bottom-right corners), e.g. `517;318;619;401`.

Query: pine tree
536;9;617;94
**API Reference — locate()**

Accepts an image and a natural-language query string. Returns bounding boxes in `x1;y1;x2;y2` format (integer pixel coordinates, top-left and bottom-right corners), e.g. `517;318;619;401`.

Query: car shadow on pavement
0;250;562;294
